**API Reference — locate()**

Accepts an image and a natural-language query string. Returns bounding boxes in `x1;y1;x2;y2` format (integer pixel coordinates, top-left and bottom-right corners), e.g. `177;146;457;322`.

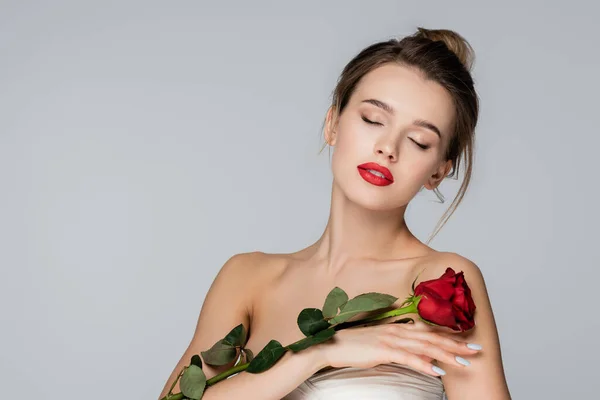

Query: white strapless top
282;363;446;400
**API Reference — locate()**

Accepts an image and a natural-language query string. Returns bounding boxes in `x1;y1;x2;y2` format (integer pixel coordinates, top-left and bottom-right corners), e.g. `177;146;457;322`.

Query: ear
424;159;453;190
324;106;339;146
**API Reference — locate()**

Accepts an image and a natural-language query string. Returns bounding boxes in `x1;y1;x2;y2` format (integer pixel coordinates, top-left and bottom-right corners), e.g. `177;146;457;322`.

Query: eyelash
361;116;430;150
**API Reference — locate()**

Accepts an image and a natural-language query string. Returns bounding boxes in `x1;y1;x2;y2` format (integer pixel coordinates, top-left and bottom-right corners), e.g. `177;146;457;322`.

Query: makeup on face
357;162;394;186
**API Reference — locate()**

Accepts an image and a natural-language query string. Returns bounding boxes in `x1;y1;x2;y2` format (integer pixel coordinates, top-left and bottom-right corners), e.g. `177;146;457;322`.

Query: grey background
1;1;598;398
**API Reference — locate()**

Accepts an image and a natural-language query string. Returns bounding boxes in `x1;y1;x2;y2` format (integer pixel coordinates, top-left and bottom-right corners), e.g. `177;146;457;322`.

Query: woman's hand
316;320;481;377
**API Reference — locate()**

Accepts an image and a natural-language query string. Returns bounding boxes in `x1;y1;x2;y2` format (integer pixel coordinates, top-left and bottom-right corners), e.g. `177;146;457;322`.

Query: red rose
413;267;476;332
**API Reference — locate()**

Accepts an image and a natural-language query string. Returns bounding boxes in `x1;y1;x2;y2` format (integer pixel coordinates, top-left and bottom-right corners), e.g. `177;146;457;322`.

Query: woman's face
325;63;455;211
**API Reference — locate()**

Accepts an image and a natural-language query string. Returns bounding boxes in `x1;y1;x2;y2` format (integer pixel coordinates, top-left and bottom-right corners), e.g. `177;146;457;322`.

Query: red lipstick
357;162;394;186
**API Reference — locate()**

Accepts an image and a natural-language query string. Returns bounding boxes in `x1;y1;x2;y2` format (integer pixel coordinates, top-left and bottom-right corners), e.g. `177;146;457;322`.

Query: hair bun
415;27;474;71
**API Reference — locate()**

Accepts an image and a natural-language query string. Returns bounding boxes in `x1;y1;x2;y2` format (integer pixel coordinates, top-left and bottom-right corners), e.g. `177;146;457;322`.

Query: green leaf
246;340;287;373
190;354;202;368
223;323;247;347
329;292;398;324
287;327;336;352
322;287;349;319
200;339;237;366
297;308;330;336
180;365;207;400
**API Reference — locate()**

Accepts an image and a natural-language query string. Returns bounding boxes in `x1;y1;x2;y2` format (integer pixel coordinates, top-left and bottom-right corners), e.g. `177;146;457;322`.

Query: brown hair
320;27;479;244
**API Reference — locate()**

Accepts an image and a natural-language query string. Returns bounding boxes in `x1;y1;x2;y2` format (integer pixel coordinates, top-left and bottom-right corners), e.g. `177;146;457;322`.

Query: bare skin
245;62;460;371
158;63;511;399
245;243;442;363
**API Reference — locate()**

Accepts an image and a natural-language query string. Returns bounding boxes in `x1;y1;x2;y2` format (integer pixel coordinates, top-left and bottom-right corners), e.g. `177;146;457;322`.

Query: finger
388;348;447;377
393;325;479;356
417;354;434;363
395;337;470;368
380;327;471;368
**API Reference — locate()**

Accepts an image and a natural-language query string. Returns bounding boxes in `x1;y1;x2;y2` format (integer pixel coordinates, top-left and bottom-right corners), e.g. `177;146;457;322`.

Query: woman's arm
158;252;322;400
428;253;512;400
201;347;324;400
157;252;251;398
159;252;325;400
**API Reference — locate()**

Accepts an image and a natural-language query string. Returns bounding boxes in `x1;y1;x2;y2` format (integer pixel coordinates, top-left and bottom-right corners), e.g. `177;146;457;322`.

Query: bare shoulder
414;251;483;283
220;250;288;276
433;252;491;322
219;250;269;278
218;251;287;293
440;251;483;278
415;251;491;334
197;251;281;331
415;251;511;399
191;251;286;362
222;250;293;304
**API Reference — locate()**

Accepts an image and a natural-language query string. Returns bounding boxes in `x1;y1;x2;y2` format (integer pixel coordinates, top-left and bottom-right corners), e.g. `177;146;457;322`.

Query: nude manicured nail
432;366;446;375
455;356;470;366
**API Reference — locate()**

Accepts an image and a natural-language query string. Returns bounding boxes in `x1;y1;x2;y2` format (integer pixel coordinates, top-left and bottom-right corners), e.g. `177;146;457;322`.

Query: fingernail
432;365;446;375
467;343;482;350
455;356;470;366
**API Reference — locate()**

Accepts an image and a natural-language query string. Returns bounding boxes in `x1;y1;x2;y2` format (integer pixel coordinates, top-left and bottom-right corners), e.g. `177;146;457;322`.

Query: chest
244;259;420;357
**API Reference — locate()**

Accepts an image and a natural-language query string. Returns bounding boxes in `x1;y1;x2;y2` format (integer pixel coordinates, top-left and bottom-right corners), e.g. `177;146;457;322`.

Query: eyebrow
360;98;442;138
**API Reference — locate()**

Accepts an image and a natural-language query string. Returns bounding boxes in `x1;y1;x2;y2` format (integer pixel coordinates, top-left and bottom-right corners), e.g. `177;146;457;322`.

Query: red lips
357;162;394;186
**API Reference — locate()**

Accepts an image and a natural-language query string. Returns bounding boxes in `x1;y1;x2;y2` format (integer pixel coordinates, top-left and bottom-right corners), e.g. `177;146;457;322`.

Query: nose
374;138;398;162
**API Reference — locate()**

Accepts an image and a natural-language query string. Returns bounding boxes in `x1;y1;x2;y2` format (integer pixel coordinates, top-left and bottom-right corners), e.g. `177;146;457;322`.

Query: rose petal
417;291;458;329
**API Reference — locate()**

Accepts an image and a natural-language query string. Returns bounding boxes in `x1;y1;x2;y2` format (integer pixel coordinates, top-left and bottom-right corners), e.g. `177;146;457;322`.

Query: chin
340;181;406;211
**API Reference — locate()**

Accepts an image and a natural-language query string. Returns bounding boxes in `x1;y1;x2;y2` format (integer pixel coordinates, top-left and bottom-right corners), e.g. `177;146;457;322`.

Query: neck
309;181;420;275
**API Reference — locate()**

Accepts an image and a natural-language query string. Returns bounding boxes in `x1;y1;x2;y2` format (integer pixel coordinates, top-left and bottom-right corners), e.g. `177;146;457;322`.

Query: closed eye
410;138;430;150
362;115;429;150
361;116;383;126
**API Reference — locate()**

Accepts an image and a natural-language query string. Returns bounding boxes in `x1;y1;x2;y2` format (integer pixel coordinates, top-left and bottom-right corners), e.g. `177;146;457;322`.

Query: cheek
335;122;369;153
378;139;432;179
397;145;435;177
329;140;353;181
330;125;373;176
331;138;364;190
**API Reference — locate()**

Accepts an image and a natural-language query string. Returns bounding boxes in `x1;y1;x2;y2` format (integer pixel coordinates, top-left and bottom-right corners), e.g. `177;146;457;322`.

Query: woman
159;27;511;400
